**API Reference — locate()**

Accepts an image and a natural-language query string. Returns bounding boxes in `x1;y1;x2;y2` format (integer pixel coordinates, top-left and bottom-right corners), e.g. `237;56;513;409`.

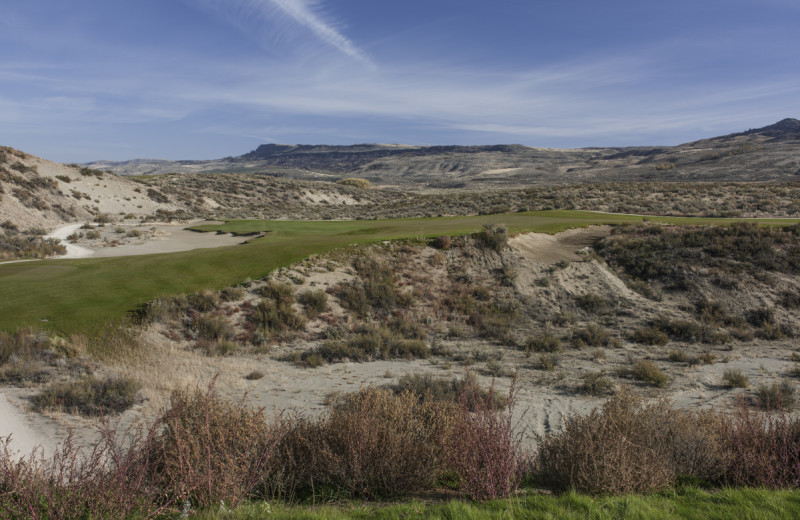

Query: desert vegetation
5;170;800;517
5;378;800;518
0;221;65;260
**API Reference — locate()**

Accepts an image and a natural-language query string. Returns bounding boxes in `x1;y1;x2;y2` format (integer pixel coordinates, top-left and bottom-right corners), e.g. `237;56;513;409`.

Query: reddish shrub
445;371;525;500
722;401;800;488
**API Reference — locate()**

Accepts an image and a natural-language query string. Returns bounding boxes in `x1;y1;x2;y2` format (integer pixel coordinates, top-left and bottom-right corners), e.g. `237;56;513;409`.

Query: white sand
0;392;63;459
90;224;249;258
46;223;93;258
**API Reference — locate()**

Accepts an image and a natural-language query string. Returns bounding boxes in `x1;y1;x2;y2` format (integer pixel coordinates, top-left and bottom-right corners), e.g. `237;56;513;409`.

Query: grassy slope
192;488;800;519
1;210;798;334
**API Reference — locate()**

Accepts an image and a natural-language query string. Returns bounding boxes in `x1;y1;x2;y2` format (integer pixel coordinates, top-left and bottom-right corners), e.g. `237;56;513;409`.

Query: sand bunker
47;222;249;259
0;392;65;459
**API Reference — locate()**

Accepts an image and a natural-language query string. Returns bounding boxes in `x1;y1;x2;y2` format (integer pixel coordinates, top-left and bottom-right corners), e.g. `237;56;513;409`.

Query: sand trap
90;224;250;258
42;222;250;260
509;226;609;264
0;392;64;459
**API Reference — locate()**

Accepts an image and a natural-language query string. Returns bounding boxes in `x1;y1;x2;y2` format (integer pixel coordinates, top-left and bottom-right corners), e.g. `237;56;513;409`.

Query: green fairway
1;210;799;334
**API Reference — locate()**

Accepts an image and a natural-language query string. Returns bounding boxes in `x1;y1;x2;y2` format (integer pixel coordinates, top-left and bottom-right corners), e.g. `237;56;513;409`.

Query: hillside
85;119;800;187
0;146;178;230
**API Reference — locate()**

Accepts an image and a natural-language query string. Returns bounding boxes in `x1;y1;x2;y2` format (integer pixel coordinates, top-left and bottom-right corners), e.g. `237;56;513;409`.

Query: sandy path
47;223;94;258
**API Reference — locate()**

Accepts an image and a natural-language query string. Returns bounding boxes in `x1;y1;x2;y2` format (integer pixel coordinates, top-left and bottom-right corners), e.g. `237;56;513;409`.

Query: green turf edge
1;210;798;335
180;487;800;520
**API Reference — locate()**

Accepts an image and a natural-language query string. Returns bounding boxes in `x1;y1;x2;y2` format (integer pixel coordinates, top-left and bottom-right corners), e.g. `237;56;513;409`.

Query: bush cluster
598;223;800;293
294;325;430;366
1;376;525;516
477;223;508;251
0;228;66;261
32;376;141;416
334;257;403;317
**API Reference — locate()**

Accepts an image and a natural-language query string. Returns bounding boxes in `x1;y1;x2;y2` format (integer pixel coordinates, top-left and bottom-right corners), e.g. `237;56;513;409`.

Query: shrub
32;376;140;416
630;326;669;346
779;290;800;309
574;293;610;314
538;353;560;371
0;422;169;519
578;371;614;396
194;314;234;341
302;326;430;365
137;296;186;324
187;290;218;312
445;374;524;500
631;359;669;387
250;299;306;336
722;402;800;488
258;281;295;305
385;372;507;411
297;289;328;317
0;328;48;365
668;350;689;363
723;369;749;389
336;177;371;189
477;223;508;251
431;235;452;250
572;323;612;348
335;258;399;316
756;381;795;411
146;188;170;203
266;388;451;500
747;307;777;328
524;332;562;353
193;338;239;357
535;390;725;494
150;378;285;509
221;286;246;302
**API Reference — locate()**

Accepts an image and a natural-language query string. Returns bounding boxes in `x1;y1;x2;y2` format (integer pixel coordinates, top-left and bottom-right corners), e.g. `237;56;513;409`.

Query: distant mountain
84;119;800;187
740;118;800;140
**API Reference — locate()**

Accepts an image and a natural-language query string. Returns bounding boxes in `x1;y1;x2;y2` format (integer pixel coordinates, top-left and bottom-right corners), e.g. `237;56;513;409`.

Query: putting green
1;210;798;334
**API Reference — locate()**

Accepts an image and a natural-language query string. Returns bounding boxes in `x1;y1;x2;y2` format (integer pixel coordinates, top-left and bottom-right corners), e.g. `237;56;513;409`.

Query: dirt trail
47;223;94;258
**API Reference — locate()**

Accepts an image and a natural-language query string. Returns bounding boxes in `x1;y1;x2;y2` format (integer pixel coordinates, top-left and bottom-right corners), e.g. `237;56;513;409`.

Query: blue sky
1;0;798;162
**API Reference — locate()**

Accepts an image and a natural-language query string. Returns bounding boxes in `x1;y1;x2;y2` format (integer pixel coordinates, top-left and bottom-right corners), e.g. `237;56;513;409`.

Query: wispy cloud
186;0;373;67
268;0;373;66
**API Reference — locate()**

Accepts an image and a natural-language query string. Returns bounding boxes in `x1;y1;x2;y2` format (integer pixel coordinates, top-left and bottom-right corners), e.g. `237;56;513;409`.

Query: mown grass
1;210;798;335
189;487;800;519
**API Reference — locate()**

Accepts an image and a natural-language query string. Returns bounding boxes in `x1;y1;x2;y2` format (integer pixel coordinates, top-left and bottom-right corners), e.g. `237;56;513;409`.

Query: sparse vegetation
723;369;749;389
524;332;562;353
294;325;429;365
755;381;795;411
297;289;328;317
336;177;371;189
572;323;613;348
0;227;66;260
577;370;614;396
630;359;669;387
32;375;140;416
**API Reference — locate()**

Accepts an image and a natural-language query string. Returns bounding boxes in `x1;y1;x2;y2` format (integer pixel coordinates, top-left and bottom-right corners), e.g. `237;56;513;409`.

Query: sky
1;0;798;163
